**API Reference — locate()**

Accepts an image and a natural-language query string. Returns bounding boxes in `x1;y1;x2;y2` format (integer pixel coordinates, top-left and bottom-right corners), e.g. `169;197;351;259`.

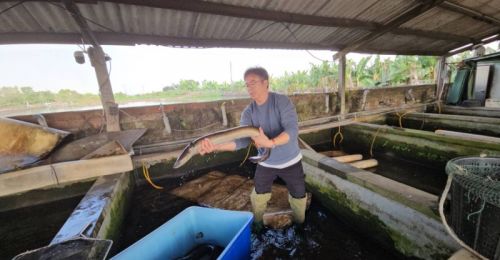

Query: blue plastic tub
112;206;253;260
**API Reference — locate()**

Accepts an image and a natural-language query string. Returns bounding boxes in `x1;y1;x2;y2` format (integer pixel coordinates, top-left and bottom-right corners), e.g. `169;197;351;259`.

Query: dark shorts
254;160;305;199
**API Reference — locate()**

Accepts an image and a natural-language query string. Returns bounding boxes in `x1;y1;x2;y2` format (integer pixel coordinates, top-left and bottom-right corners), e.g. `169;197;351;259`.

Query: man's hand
251;127;274;148
199;138;217;155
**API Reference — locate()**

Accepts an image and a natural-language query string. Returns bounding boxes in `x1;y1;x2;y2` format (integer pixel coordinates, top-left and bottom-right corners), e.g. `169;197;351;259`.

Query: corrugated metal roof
0;0;499;55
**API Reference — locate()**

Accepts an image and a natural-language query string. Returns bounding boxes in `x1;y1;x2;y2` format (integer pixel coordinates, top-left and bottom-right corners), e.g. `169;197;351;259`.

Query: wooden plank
54;154;133;183
435;130;500;144
333;154;363;163
0;154;133;197
0;165;56;197
319;150;346;157
87;46;120;132
197;175;248;206
439;105;500;118
350;159;378;169
170;172;312;229
299;119;356;134
212;181;253;210
339;54;346;117
169;171;226;201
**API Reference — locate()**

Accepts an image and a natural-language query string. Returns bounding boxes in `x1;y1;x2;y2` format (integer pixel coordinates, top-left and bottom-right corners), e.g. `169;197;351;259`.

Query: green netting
445;157;500;207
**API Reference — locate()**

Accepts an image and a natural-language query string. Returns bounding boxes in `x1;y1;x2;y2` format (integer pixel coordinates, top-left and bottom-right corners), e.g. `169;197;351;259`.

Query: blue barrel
112;206;253;260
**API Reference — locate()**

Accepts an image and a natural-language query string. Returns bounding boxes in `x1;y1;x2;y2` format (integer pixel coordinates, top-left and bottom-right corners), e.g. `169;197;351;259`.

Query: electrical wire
242;21;279;41
47;1;115;32
0;1;25;16
280;22;333;63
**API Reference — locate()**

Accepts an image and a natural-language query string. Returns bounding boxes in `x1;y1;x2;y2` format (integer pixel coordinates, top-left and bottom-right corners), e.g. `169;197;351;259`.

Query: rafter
62;0;100;47
333;0;446;59
51;0;471;43
0;32;447;56
440;1;500;28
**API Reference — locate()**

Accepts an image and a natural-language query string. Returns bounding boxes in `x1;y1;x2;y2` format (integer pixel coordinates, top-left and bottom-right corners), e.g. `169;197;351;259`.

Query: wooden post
436;56;446;101
88;46;120;132
338;54;346;118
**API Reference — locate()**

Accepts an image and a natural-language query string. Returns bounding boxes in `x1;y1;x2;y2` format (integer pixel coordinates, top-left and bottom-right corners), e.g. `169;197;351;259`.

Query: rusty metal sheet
0;117;69;173
49;128;146;163
80;140;127;160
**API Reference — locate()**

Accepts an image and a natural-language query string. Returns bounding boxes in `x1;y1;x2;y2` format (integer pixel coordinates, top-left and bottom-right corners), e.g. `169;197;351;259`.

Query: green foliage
178;79;200;90
1;54;443;109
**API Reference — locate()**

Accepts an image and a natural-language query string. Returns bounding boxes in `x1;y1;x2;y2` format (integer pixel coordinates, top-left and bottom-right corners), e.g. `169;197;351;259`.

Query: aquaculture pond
0;196;84;259
113;162;411;260
313;142;447;196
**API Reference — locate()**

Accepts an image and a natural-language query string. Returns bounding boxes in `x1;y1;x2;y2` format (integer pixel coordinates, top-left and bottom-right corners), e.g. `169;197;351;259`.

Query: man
198;67;307;227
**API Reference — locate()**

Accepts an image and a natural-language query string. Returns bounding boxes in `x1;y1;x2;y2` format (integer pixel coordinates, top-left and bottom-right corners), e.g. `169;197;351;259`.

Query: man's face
244;73;268;100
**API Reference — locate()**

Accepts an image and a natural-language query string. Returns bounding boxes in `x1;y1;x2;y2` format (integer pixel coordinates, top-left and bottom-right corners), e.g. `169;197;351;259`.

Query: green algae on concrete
0;180;94;212
51;172;134;245
386;112;500;137
96;172;134;243
303;163;458;259
142;147;251;182
301;149;439;220
342;123;500;168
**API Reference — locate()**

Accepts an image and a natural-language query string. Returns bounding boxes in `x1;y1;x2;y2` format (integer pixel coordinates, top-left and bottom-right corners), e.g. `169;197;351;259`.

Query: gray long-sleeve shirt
235;92;301;166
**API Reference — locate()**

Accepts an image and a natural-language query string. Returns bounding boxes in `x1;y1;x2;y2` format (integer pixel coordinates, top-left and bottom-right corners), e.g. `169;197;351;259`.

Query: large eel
173;126;271;169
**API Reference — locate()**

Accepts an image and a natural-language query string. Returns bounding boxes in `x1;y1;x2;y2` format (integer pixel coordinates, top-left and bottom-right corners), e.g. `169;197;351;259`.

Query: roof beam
62;0;100;47
333;0;445;59
446;32;500;57
0;0;473;43
0;32;344;50
0;32;447;55
104;0;379;30
440;1;500;28
83;0;471;43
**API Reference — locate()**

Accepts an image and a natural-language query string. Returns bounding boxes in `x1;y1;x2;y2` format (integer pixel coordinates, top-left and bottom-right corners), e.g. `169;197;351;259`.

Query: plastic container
112;206;253;260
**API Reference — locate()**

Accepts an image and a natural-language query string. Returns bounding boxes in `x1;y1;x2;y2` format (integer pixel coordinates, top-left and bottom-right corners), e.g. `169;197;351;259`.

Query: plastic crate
112;206;253;260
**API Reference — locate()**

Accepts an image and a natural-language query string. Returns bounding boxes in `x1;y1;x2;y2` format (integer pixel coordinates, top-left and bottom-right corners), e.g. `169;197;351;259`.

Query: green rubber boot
250;188;271;224
288;194;307;224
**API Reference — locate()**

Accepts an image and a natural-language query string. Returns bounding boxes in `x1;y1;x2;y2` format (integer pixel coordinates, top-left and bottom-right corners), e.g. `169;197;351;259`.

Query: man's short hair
244;67;269;81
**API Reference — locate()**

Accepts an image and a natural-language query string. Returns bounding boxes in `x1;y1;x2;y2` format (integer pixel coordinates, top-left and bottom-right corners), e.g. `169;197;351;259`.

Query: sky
0;44;381;95
1;42;498;95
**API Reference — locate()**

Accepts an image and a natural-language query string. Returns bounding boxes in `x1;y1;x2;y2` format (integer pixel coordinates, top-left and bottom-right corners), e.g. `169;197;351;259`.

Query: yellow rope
437;101;442;114
333;126;344;148
369;126;384;157
142;163;163;190
420;119;425;130
395;112;409;128
239;142;254;167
